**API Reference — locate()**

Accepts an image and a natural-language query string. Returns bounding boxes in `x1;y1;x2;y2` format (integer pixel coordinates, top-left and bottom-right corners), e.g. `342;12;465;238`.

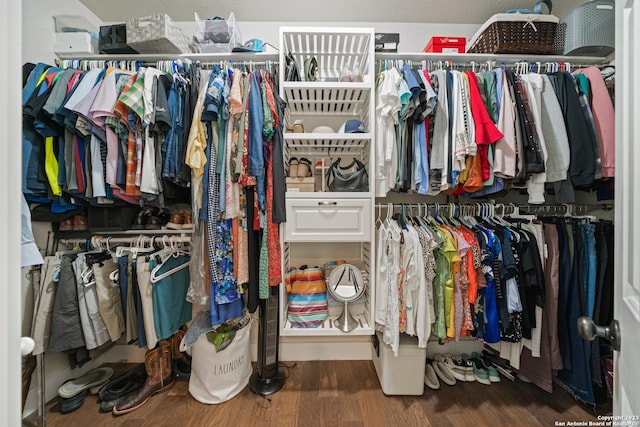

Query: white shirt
375;69;402;197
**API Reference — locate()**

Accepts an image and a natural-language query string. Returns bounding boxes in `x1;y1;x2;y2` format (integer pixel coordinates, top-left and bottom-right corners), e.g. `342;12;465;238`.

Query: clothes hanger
80;265;96;287
448;203;461;226
149;238;191;283
150;255;190;283
376;204;383;229
459;204;477;229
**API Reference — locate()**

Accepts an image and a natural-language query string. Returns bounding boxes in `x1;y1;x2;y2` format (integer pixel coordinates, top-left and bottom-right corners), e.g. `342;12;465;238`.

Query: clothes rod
55;59;278;72
91;236;193;245
375;52;608;66
375;202;613;212
55;52;280;62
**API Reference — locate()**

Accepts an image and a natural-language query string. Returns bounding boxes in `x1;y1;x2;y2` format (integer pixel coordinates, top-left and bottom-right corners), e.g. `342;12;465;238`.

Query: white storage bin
126;13;193;54
371;332;426;395
194;12;241;53
54;32;97;55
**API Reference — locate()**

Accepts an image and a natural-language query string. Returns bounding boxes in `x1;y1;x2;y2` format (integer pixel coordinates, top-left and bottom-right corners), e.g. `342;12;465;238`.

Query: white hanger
80;266;95;287
150;246;190;283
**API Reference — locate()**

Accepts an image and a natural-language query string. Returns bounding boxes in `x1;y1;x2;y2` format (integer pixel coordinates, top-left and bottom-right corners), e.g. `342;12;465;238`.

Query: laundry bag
182;311;252;404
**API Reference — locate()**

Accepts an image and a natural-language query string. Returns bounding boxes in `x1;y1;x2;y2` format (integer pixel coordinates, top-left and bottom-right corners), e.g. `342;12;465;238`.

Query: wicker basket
467;13;559;55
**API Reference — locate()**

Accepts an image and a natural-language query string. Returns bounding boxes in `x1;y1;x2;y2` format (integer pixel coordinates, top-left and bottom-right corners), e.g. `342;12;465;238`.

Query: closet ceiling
79;0;586;24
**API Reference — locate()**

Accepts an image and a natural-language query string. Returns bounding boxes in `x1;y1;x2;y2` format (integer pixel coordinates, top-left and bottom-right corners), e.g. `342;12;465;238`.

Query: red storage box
424;36;466;53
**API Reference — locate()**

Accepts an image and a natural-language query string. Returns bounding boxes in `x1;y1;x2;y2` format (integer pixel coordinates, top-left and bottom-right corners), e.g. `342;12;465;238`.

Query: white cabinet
279;27;376;336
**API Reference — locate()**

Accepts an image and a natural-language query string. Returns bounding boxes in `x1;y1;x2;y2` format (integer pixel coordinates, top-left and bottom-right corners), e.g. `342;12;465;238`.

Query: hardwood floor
24;361;602;427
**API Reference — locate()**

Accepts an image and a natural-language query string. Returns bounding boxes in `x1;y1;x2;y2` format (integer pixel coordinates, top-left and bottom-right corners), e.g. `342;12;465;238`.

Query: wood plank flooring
23;361;602;427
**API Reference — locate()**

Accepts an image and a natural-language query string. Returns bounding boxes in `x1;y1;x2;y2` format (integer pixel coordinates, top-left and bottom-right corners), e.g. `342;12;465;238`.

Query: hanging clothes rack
55;58;277;72
375;52;609;68
374;202;613;217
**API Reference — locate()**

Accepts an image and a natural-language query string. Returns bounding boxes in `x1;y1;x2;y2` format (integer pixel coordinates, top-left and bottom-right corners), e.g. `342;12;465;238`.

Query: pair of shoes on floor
433;353;475;382
427;358;456;388
98;364;147;412
461;353;500;385
112;340;175;415
425;358;458;389
57;366;114;402
288;157;312;178
59;389;88;413
481;350;516;381
58;214;89;232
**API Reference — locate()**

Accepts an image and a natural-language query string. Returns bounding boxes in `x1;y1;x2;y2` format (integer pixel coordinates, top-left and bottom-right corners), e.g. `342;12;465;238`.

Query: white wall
176;20;481;53
2;0;23;425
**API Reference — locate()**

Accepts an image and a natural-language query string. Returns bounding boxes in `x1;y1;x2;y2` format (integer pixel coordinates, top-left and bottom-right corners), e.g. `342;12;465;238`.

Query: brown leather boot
112;341;174;415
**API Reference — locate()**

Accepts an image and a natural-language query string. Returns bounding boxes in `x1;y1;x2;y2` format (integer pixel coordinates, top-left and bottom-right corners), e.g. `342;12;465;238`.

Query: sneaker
462;353;491;385
471;352;501;382
481;350;516;381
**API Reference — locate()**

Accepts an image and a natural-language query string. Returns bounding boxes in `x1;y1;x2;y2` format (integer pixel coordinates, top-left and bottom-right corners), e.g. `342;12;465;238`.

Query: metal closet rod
91;235;192;245
55;58;278;70
375;202;613;213
58;235;192;248
376;59;604;71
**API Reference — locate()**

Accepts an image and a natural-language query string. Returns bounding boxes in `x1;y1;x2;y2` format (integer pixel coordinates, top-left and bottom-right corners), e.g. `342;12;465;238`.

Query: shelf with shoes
279;26;376;337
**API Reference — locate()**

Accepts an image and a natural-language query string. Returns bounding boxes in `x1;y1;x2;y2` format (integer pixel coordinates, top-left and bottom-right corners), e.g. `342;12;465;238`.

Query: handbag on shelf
285;52;301;82
327;158;369;192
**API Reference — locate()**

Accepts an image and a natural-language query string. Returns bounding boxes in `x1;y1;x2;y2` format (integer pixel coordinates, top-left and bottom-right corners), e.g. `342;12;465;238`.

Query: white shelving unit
279;27;376;337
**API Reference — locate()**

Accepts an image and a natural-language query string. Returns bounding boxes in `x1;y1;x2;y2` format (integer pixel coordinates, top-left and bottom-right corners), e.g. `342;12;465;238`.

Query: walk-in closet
4;0;639;426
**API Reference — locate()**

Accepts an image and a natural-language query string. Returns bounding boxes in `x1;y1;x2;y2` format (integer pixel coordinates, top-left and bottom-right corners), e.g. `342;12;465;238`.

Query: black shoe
59;389;87;414
98;364;147;412
173;356;191;382
131;207;159;230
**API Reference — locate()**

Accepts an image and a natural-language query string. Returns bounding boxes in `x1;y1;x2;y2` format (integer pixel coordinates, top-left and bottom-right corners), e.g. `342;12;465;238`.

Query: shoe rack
278;27;376;336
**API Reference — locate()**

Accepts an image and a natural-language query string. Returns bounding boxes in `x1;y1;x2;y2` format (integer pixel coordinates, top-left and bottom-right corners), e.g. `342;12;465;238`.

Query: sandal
288;157;299;178
350;66;363;82
339;67;351;83
292;119;305;133
297;158;312;177
424;362;440;390
431;360;456;386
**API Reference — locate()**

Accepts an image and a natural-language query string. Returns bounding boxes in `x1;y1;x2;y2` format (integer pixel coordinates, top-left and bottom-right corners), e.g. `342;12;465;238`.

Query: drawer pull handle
318;201;338;206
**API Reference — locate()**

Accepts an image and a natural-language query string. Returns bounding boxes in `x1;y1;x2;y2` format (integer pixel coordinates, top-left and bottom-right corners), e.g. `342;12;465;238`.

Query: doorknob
577;316;621;351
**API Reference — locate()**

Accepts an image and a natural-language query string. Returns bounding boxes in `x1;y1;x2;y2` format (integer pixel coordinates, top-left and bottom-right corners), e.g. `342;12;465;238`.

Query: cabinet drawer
284;199;371;242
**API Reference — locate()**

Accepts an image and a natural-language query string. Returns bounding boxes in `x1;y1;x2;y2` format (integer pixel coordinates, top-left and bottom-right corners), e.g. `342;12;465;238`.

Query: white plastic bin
371;331;426;395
